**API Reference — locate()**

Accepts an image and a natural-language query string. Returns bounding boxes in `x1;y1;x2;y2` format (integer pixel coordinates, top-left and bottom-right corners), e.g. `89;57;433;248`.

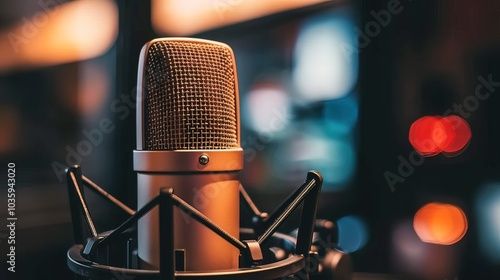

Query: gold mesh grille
144;40;238;150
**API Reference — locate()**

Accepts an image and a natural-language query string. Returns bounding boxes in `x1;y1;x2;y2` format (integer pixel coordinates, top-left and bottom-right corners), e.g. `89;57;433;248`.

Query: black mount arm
65;165;323;280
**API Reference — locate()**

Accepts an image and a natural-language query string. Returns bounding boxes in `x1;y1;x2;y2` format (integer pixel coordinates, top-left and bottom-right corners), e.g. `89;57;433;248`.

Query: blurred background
0;0;499;279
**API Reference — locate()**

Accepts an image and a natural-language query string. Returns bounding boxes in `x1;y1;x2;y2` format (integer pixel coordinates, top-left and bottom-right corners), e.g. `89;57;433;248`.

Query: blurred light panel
413;202;468;245
324;137;356;186
409;115;471;157
245;83;291;134
273;121;356;190
0;0;118;73
323;93;358;135
476;183;500;262
337;215;368;253
292;13;358;102
270;120;356;192
151;0;331;36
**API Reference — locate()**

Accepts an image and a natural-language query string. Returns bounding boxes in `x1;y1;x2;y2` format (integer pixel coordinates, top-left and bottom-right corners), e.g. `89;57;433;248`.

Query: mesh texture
144;40;238;150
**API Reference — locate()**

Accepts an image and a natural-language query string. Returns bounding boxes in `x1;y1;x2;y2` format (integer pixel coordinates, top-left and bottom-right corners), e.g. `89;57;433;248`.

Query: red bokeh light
409;115;471;157
433;117;456;151
409;116;442;157
442;115;471;157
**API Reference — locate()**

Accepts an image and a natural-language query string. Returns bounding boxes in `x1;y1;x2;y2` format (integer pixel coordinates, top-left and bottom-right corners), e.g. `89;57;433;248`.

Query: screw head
199;154;209;165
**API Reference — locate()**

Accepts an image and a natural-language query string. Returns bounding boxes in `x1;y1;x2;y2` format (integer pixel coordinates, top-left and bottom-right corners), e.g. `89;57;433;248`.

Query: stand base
67;228;306;280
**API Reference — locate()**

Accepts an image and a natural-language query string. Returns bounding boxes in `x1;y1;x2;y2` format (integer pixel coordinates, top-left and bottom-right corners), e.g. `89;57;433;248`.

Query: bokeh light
245;83;291;134
292;13;358;102
442;115;471;157
151;0;330;36
413;202;468;245
323;93;358;135
0;0;118;72
432;117;456;151
392;221;459;279
337;215;368;253
392;221;426;269
409;116;443;156
476;182;500;262
409;115;471;157
272;121;356;190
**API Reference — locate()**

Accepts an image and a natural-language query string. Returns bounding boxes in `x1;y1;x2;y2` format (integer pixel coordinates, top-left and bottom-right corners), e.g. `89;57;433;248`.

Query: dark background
1;0;500;279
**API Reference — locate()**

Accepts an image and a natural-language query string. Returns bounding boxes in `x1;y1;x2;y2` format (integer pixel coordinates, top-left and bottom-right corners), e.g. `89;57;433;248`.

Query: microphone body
134;38;243;271
136;172;240;270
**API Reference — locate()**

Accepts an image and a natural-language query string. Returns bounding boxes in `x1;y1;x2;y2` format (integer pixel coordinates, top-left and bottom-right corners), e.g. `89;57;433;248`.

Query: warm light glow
409;115;471;157
151;0;331;36
0;0;118;73
413;202;468;245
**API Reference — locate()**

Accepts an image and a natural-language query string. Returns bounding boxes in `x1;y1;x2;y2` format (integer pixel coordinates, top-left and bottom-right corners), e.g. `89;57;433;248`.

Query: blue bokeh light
337;215;369;253
292;12;359;102
476;182;500;262
323;93;359;135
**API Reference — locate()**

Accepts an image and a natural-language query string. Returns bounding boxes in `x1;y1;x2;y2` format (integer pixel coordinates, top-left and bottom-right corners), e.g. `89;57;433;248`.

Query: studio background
0;0;500;279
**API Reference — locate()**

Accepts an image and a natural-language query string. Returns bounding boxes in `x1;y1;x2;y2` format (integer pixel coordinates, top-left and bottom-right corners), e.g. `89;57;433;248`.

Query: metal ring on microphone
133;148;244;173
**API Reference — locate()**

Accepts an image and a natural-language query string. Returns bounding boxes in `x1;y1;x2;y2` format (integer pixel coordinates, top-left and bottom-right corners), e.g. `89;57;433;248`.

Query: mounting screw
199;154;209;165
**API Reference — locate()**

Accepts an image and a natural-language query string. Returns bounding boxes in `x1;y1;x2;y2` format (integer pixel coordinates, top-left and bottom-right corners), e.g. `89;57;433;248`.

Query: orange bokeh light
0;0;118;73
413;203;468;245
151;0;330;36
409;115;471;157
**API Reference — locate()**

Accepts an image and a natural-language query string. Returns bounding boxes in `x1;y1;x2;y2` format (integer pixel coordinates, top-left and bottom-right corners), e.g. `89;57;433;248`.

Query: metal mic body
134;38;243;271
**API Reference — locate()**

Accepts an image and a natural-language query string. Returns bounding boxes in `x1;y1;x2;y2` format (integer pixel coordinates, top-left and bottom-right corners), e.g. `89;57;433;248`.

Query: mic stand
65;165;323;280
240;172;323;278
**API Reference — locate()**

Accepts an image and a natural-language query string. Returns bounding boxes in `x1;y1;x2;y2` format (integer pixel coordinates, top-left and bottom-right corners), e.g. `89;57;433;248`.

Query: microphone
64;37;340;280
133;38;243;271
